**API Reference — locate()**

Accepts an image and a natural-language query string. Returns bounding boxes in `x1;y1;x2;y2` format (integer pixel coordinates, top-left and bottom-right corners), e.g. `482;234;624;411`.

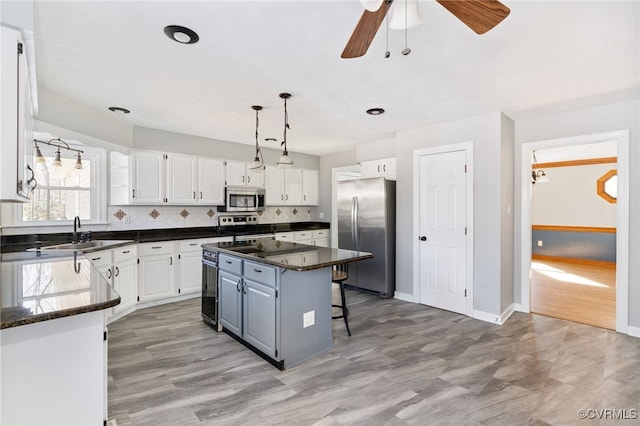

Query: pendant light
248;105;264;170
75;152;83;170
276;93;294;169
33;137;84;169
401;0;412;55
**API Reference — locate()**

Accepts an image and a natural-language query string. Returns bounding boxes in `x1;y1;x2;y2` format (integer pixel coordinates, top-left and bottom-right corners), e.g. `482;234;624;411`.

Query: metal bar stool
332;263;351;336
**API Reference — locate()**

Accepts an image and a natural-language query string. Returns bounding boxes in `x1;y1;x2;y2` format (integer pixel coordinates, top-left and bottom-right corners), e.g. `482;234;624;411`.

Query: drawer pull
151;246;162;249
189;243;198;246
254;268;262;273
226;260;232;264
122;250;130;254
91;257;101;261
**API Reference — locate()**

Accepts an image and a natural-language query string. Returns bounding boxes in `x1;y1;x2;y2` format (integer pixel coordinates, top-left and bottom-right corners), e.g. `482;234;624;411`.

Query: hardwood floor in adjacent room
107;288;638;426
530;257;616;330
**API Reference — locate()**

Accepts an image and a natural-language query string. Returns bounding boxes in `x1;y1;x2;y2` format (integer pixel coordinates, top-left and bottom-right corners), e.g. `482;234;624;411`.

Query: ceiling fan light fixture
359;0;385;12
389;0;422;29
164;25;199;44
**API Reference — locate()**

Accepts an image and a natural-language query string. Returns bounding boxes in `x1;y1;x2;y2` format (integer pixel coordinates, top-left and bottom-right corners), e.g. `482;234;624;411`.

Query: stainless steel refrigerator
337;177;395;297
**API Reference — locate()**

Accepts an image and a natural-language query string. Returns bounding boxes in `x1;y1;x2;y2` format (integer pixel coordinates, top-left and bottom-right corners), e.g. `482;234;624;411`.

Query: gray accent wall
514;98;640;328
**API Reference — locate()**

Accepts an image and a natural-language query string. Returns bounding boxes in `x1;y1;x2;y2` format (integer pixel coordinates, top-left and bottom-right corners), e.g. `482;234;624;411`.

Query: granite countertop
203;238;373;271
0;253;120;329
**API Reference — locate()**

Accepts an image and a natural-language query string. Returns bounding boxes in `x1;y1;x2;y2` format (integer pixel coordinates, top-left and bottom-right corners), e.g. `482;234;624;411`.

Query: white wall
531;163;617;227
396;111;511;317
514;98;640;327
500;113;515;314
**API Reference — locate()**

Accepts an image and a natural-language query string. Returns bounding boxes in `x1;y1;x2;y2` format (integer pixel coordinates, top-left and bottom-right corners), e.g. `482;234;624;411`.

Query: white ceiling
33;1;639;156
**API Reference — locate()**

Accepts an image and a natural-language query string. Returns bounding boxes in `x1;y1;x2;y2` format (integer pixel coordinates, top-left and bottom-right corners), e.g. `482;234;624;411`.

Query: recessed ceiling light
366;107;385;115
108;106;130;114
164;25;199;44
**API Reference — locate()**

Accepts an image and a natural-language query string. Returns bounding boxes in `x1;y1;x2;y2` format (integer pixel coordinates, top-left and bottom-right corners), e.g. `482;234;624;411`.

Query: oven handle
202;258;218;268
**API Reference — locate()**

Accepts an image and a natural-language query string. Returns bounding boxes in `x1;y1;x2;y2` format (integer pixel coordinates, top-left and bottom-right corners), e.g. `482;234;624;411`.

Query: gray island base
203;238;372;369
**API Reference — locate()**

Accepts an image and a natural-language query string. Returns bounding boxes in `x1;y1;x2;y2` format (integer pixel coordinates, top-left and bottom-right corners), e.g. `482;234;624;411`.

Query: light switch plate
303;310;315;328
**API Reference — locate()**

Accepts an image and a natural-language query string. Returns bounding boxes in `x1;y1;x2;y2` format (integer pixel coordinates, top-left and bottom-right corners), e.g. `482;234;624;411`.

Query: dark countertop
0;222;330;253
0;253;120;329
203;238;372;272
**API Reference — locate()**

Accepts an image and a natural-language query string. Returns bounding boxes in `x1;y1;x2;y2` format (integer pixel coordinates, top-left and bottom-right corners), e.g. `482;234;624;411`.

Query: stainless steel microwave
221;187;265;212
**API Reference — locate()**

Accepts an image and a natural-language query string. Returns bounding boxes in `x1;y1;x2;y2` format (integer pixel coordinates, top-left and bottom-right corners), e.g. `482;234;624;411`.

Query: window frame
12;146;107;227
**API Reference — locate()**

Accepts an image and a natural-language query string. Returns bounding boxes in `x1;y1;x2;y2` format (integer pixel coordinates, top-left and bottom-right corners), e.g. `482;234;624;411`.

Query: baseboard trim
473;304;514;325
393;291;414;303
136;292;199;311
514;303;528;313
532;254;616;267
628;325;640;338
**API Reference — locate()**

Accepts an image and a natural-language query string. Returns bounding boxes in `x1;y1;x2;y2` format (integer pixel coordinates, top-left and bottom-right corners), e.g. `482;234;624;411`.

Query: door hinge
464;289;467;297
17;42;23;54
103;331;108;341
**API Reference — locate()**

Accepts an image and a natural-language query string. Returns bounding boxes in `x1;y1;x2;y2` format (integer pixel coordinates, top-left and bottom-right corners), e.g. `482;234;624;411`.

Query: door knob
419;236;427;241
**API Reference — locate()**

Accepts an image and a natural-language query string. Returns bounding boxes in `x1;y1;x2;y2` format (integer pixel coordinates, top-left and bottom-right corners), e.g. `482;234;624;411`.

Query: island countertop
0;252;120;329
203;238;373;271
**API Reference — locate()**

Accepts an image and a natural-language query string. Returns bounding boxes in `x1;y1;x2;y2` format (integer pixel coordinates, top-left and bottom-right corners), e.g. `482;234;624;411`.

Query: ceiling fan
341;0;511;59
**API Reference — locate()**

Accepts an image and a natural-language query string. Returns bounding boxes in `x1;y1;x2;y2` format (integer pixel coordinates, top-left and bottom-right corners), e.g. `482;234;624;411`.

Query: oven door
201;257;221;331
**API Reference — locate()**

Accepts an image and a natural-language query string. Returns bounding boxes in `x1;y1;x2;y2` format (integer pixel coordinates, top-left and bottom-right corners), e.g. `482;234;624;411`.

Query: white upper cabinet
226;160;265;188
131;151;165;204
0;26;34;202
265;166;317;206
301;169;319;206
112;151;226;205
360;157;396;180
166;154;197;204
198;158;225;205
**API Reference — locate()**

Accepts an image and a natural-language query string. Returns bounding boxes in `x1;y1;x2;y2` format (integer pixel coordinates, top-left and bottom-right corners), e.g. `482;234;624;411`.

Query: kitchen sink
37;240;134;253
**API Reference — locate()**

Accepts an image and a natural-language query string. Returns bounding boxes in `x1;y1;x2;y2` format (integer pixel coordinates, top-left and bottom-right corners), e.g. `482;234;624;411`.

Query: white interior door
418;149;467;314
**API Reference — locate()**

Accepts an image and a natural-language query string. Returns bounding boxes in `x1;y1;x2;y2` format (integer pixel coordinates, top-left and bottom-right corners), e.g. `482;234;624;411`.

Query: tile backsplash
107;206;312;230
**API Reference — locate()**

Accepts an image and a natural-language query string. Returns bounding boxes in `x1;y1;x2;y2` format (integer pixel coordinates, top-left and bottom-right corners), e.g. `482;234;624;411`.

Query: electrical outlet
303;310;315;328
319;212;325;219
537;240;543;247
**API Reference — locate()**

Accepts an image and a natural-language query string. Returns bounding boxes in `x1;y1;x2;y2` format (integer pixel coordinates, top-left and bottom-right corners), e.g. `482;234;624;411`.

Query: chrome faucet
73;216;81;244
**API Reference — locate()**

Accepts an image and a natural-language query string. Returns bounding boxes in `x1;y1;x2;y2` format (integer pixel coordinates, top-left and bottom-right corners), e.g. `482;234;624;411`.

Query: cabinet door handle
281;194;284;201
200;191;203;199
132;189;136;198
115;266;120;277
304;195;306;201
236;279;242;292
377;164;380;173
242;283;247;294
193;191;196;199
383;164;386;172
170;256;173;265
285;194;288;201
247;176;251;183
242;175;245;183
26;165;37;190
107;268;112;279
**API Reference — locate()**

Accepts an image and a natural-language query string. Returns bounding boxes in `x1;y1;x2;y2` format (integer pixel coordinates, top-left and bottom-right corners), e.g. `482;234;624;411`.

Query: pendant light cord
282;96;289;153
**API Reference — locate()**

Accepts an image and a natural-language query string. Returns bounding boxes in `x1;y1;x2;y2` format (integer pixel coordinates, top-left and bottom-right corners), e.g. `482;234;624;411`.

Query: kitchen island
203;238;372;369
0;251;120;425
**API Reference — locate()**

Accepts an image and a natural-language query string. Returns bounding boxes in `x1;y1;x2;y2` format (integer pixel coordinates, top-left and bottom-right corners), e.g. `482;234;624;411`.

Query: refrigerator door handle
352;196;359;250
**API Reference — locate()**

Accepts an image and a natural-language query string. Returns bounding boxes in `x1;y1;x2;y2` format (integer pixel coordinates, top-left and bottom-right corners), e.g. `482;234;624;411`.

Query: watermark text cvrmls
577;408;638;420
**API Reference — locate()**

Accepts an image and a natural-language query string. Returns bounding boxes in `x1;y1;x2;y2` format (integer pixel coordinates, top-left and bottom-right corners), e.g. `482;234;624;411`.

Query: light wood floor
530;258;616;330
107;287;639;425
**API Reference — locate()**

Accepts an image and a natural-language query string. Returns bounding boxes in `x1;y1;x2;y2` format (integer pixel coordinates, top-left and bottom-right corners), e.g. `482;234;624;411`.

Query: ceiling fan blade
436;0;510;34
341;0;394;59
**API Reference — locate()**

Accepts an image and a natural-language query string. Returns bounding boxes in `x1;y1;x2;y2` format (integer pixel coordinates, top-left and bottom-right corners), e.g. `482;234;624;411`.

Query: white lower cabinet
177;237;233;296
112;245;138;319
87;244;137;324
138;242;174;303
